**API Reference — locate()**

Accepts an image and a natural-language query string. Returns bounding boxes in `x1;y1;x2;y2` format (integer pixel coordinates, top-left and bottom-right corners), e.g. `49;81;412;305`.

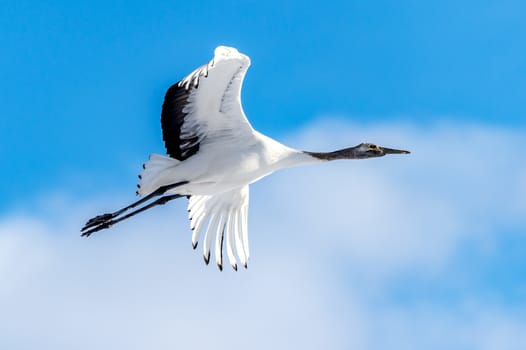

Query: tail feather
137;154;180;196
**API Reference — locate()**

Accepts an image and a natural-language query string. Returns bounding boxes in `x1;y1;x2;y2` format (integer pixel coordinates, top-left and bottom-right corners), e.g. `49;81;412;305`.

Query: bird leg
81;194;184;237
81;181;188;233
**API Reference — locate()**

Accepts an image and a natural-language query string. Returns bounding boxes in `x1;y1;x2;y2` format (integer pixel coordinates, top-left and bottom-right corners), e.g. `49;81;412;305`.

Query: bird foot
82;213;115;232
81;221;113;237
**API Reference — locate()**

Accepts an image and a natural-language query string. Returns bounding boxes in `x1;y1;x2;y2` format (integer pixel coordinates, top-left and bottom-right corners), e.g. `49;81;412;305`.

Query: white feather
225;210;238;270
241;203;250;261
214;214;226;269
233;210;247;268
203;213;220;264
192;210;210;249
138;154;179;196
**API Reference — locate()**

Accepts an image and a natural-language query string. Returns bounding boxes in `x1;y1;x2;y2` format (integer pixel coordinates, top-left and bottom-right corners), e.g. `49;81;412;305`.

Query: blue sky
2;0;526;209
1;1;526;349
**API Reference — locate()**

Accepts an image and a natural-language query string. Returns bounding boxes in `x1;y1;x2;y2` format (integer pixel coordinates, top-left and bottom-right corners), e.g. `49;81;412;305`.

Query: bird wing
161;46;253;161
187;185;250;271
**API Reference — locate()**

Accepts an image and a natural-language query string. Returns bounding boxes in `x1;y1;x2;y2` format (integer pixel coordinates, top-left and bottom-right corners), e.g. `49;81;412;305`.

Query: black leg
81;194;183;237
81;181;188;232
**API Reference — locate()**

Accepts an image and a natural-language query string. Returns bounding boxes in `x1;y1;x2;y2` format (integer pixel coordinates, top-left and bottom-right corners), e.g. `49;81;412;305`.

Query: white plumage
82;46;410;271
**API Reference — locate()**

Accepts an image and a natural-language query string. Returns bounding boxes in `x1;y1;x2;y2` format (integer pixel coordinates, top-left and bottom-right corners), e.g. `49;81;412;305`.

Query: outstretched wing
161;46;253;161
187;185;250;271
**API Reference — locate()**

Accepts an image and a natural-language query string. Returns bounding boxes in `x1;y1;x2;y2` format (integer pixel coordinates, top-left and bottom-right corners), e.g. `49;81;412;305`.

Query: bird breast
172;134;298;196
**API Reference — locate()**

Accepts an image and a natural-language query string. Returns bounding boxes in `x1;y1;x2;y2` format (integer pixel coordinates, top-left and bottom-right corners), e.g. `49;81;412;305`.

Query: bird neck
256;131;323;170
272;146;362;171
277;149;323;169
304;146;359;161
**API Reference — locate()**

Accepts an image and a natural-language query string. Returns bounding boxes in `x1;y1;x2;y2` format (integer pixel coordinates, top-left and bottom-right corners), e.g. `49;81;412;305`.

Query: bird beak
380;146;411;155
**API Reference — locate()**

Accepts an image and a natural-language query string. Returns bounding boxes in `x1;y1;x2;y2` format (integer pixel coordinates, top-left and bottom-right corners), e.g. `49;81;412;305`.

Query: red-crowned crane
81;46;410;271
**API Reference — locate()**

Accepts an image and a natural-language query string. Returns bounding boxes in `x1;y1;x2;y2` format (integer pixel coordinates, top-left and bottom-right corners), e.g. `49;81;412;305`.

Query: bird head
353;143;410;159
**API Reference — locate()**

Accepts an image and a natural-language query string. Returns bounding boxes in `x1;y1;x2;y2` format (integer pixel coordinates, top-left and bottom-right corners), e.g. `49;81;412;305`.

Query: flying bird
81;46;409;271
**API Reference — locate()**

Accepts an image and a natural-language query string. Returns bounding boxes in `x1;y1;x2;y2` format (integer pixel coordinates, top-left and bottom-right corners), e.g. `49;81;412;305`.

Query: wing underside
188;185;250;270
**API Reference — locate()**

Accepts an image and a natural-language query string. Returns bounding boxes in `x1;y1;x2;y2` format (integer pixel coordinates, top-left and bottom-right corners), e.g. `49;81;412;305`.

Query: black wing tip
161;81;200;161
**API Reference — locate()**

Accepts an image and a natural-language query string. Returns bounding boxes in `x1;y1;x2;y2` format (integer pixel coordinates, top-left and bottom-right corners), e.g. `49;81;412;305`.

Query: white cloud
1;120;525;349
0;211;353;349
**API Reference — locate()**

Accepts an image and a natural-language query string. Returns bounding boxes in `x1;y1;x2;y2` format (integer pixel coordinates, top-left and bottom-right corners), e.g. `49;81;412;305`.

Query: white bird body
139;131;315;196
82;45;409;271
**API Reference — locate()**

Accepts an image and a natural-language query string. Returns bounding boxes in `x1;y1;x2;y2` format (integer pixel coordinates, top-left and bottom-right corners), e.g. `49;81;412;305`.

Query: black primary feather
160;82;201;161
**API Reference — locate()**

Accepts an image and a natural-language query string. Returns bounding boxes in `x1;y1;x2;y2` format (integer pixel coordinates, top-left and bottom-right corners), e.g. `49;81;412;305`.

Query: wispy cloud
1;120;525;349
